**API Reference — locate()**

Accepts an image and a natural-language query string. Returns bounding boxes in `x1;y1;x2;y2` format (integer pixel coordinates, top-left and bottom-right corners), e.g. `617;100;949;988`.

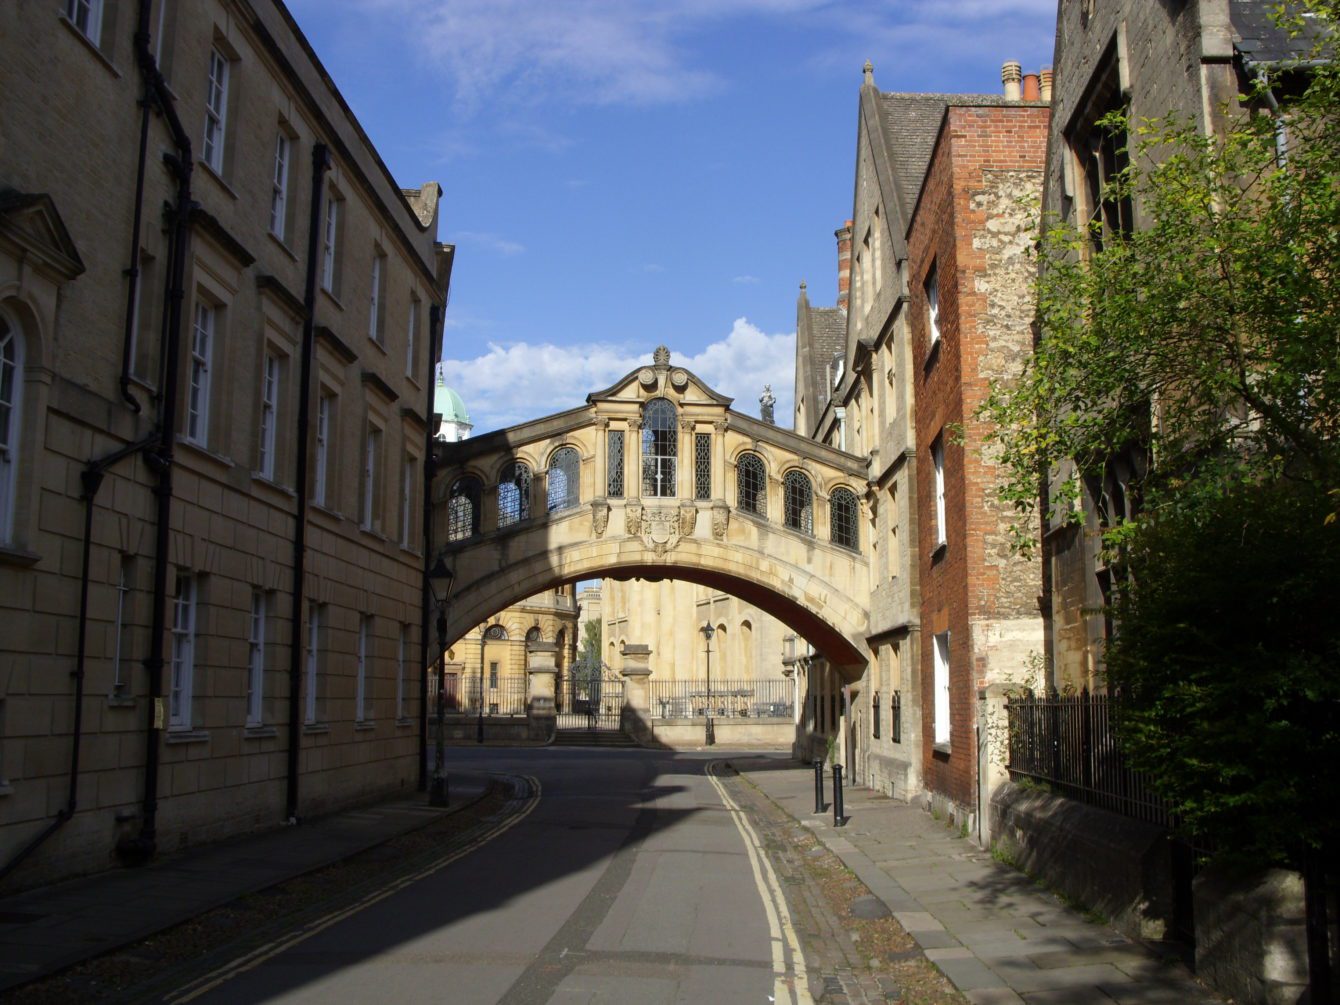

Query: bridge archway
433;349;871;675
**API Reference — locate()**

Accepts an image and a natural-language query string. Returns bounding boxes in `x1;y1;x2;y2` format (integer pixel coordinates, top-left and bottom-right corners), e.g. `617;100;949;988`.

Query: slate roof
1231;0;1331;65
803;304;847;419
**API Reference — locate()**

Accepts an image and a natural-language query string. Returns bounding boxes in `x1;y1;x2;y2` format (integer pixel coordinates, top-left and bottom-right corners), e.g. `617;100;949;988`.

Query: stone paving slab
730;756;1226;1005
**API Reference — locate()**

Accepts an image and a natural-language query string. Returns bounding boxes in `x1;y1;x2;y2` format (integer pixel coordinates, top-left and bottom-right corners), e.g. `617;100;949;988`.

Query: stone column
526;641;559;742
619;643;653;745
977;682;1014;848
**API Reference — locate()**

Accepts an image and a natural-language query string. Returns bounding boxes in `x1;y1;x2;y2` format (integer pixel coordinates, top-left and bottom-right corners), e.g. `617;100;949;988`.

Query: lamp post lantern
427;557;454;807
701;622;716;746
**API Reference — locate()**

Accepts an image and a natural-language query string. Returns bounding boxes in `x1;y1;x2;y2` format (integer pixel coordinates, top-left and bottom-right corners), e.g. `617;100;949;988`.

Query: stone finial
760;385;776;425
800;280;807;291
863;60;874;86
653;345;671;367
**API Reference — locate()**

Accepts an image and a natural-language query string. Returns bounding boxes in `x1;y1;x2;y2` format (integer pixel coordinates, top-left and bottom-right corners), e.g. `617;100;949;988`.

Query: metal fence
648;679;794;720
1005;689;1172;827
430;674;529;717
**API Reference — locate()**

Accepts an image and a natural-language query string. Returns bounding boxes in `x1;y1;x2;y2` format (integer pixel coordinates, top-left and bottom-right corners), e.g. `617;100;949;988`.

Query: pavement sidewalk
730;756;1224;1005
0;773;489;993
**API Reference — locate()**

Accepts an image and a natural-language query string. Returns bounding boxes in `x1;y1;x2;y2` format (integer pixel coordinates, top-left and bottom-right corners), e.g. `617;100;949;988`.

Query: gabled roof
0;190;85;281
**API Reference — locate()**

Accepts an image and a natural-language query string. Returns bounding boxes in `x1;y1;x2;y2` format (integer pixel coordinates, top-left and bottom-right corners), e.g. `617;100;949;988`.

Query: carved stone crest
678;500;698;536
592;498;610;537
711;502;730;541
625;499;643;537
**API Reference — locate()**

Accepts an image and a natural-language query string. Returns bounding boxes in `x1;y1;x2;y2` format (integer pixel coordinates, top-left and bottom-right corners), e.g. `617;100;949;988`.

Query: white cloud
440;318;794;434
732;274;761;285
639;263;667;274
453;230;526;256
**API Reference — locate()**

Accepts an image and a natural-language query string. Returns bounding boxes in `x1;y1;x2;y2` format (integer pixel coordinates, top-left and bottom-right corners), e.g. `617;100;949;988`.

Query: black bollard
832;763;844;827
813;759;824;814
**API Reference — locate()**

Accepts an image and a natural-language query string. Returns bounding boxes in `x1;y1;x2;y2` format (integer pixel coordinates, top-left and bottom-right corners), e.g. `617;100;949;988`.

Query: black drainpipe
118;12;156;416
419;301;443;789
285;143;331;822
120;0;194;864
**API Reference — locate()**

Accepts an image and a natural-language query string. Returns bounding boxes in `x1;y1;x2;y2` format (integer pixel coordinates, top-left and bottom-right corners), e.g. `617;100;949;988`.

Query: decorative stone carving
678;501;697;536
653;345;671;367
679;418;695;432
638;367;656;388
713;419;728;433
712;502;730;540
625;499;643;536
670;368;688;389
591;498;610;537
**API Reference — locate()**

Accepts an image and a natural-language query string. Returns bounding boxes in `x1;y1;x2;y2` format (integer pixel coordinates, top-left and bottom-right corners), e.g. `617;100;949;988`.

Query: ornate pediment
586;347;734;408
0;190;85;281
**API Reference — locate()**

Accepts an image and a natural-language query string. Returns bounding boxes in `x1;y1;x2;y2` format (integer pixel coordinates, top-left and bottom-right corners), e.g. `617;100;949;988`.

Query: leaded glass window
484;624;508;641
830;487;859;550
607;430;625;498
526;626;542;643
783;471;813;534
548;447;580;512
498;461;531;527
694;433;711;500
737;453;767;517
447;475;482;540
641;398;677;497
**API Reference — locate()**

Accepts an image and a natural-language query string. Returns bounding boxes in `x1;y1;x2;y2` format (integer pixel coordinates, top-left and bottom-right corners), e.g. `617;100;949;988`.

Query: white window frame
305;602;321;724
362;424;382;531
202;47;230;174
65;0;103;45
0;309;23;545
314;392;332;506
111;556;133;697
933;436;947;547
926;263;941;349
933;631;951;747
187;302;214;445
258;351;279;479
356;614;371;722
169;574;196;730
400;454;414;548
368;253;384;344
405;296;419;378
396;623;407;721
269;132;290;240
247;590;266;727
320;197;339;293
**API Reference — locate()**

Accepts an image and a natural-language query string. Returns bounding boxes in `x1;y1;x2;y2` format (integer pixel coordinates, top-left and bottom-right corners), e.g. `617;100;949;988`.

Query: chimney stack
1039;66;1053;103
835;219;853;310
1002;60;1022;101
1022;72;1041;102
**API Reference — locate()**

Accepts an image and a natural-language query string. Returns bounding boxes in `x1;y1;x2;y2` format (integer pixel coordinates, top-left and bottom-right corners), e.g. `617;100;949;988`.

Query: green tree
579;617;602;667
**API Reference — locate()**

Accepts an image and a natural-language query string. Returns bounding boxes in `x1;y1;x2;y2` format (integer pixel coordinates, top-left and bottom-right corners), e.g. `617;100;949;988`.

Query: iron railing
648;678;794;719
431;674;529;716
1005;689;1172;827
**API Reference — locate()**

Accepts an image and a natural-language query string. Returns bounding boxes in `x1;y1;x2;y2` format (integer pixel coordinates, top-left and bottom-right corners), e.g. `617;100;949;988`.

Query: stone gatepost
619;643;653;745
526;641;559;742
977;683;1014;848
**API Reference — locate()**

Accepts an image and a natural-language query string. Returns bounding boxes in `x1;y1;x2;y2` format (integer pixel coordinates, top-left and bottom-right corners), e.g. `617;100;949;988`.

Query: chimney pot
1022;73;1041;102
835;220;853;310
1001;60;1022;101
1039;66;1054;103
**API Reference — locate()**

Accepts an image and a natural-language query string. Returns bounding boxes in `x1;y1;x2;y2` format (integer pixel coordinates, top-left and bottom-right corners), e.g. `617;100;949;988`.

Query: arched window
830;487;859;550
783;471;813;534
498;461;531;527
526;626;541;643
641;398;677;497
0;309;21;544
736;453;767;517
484;624;508;641
447;475;482;540
547;447;580;512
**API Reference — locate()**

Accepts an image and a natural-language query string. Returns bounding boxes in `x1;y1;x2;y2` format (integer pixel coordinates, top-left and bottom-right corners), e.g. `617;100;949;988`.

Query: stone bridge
431;348;871;674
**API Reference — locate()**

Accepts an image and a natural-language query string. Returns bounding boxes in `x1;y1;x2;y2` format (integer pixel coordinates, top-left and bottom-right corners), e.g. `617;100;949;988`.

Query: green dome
434;380;470;423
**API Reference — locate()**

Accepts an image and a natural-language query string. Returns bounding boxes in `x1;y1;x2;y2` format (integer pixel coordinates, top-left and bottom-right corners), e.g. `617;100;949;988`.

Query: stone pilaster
619;643;653;744
526;641;559;742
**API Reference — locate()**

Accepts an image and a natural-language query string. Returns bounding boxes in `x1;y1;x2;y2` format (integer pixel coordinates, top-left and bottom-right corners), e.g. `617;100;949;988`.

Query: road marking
162;775;541;1004
705;761;814;1005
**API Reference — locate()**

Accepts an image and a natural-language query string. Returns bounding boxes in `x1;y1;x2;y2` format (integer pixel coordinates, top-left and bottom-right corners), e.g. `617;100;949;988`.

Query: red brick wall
909;105;1050;808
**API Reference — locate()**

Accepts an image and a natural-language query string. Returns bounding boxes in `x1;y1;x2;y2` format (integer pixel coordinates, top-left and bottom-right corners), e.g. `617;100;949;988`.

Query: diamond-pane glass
548;447;580;512
607;430;625;498
783;471;812;534
830;487;859;550
447;476;482;540
641;398;677;497
498;462;531;527
694;433;711;500
737;453;766;517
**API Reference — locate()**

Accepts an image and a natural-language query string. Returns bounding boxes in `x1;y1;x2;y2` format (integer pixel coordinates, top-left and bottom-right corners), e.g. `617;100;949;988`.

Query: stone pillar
526;641;559;742
977;683;1014;848
619;643;653;745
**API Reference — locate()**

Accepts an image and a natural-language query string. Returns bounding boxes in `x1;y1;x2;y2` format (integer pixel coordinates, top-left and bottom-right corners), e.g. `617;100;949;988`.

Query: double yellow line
164;775;542;1003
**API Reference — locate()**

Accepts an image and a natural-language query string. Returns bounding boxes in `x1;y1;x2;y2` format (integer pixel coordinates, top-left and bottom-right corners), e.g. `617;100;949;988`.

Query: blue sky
287;0;1057;434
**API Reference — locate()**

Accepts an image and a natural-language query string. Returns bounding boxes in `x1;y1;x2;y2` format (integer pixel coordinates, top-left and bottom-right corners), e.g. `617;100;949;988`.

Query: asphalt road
167;748;806;1005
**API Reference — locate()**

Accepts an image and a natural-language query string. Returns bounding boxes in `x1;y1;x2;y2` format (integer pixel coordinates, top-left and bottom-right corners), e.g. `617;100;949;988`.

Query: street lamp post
477;622;487;744
701;622;716;746
427;557;454;808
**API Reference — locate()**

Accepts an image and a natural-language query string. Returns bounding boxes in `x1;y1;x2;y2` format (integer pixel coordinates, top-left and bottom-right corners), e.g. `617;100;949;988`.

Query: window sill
303;722;330;735
319;287;344;312
59;16;121;77
165;729;210;745
398;543;422;559
931;541;947;562
244;725;277;739
267;231;299;262
932;741;952;757
178;438;236;473
198;160;239;201
0;545;41;569
310;502;346;524
354;720;376;732
367;336;388;357
923;337;942;372
251;473;296;499
396;717;414;729
106;692;137;709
